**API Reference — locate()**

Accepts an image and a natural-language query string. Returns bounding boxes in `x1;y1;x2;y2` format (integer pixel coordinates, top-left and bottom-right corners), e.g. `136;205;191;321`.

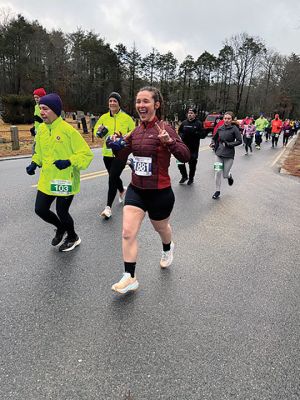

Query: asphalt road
0;137;299;400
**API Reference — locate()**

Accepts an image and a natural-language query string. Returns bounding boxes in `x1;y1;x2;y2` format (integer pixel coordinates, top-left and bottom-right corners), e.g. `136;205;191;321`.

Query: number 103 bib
50;179;72;195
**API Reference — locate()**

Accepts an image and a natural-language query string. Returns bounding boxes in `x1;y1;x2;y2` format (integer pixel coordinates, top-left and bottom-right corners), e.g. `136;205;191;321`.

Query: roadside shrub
1;95;35;124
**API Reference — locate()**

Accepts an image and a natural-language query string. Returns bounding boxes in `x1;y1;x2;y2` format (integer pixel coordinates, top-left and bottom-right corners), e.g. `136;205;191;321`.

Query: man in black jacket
177;108;204;185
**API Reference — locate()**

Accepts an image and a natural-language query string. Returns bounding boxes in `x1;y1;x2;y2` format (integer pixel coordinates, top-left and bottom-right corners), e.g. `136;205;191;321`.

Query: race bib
50;179;72;195
214;162;223;171
132;156;152;176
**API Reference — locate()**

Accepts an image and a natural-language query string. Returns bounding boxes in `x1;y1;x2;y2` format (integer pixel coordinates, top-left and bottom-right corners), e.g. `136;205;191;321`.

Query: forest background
1;13;300;121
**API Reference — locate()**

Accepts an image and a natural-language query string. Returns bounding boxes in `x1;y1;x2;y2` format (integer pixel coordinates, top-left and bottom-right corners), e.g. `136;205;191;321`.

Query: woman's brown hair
137;86;164;120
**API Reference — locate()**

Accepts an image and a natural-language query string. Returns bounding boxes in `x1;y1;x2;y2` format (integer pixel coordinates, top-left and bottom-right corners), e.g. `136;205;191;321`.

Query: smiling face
108;97;120;115
136;90;160;122
39;105;57;124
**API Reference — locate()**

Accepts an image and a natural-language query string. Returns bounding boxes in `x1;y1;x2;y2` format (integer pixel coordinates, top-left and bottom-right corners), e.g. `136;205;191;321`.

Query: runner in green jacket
26;93;94;252
254;114;269;149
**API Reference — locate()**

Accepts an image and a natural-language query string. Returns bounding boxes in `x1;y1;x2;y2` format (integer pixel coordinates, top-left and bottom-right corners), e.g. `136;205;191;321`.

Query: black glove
30;127;36;137
34;115;43;123
26;161;38;175
106;136;127;151
96;125;109;138
53;160;71;170
127;157;135;171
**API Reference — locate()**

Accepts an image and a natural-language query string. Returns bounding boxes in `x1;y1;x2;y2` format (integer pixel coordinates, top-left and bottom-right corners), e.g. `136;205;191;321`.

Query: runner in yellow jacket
94;92;135;219
26;93;94;252
31;88;46;136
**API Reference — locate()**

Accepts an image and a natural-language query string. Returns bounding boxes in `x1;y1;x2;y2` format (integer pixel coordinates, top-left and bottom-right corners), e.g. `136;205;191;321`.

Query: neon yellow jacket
93;110;135;157
255;117;269;131
32;117;94;196
34;104;43;131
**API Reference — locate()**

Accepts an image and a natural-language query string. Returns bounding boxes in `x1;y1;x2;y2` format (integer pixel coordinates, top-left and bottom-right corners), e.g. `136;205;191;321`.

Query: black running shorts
124;184;175;221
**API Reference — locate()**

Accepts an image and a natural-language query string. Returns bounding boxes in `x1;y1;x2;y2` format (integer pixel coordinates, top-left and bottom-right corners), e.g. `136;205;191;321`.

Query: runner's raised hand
155;122;173;144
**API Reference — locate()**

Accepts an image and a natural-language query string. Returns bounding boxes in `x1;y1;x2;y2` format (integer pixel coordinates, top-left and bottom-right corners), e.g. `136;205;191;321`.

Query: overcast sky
1;0;300;61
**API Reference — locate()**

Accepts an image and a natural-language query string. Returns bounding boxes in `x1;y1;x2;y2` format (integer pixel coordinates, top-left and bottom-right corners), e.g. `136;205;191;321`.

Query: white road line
30;166;130;187
270;138;295;167
30;148;211;188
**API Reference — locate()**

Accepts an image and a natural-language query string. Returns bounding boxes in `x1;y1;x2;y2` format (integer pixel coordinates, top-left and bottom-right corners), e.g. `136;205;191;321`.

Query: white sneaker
111;272;139;294
160;241;175;268
119;187;127;203
100;206;112;219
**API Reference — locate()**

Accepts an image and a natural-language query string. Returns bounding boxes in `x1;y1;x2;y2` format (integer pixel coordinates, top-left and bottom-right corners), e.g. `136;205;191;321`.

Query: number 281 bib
50;179;72;195
132;156;152;176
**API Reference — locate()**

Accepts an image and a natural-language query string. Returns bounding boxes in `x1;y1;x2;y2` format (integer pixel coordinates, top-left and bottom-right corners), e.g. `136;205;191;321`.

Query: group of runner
26;87;191;294
26;87;296;294
239;114;299;151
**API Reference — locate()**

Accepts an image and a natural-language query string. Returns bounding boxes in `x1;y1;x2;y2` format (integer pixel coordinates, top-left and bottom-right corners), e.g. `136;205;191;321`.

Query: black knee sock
163;242;171;252
124;262;136;278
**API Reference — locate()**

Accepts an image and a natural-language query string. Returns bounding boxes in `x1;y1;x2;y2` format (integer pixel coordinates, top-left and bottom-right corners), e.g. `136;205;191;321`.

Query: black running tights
35;190;76;238
103;156;127;207
178;155;198;180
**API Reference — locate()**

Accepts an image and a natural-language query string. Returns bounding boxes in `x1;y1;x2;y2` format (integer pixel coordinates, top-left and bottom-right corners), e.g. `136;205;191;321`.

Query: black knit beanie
108;92;121;106
39;93;62;116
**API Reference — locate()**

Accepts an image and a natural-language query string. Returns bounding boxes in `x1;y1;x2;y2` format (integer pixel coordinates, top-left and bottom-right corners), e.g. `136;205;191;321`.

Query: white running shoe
111;272;139;294
160;242;175;268
100;206;112;219
59;235;81;252
119;187;127;203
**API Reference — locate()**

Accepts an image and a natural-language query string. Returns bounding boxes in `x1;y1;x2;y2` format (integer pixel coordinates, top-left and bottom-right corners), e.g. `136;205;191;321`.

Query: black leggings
272;134;279;146
255;132;262;146
178;153;198;180
103;156;127;207
244;137;253;152
35;190;76;238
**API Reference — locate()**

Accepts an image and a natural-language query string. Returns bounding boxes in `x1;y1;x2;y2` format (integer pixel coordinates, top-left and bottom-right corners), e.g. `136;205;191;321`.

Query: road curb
0;154;32;161
0;147;100;162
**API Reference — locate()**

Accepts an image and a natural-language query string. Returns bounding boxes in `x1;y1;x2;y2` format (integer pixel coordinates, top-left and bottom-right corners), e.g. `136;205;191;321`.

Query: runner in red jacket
107;86;190;294
271;114;283;147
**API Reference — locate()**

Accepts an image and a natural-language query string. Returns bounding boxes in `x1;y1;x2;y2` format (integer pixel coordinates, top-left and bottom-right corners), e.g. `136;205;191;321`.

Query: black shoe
179;176;188;184
228;174;234;186
59;235;81;252
187;179;194;185
212;191;220;199
51;229;65;246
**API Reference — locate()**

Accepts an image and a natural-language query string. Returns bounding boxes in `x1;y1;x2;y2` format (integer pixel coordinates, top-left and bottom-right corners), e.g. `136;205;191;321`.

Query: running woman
254;113;269;149
26;93;94;251
271;114;283;148
106;86;190;294
211;111;242;199
31;87;46;136
94;92;135;219
282;119;292;146
242;120;256;155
